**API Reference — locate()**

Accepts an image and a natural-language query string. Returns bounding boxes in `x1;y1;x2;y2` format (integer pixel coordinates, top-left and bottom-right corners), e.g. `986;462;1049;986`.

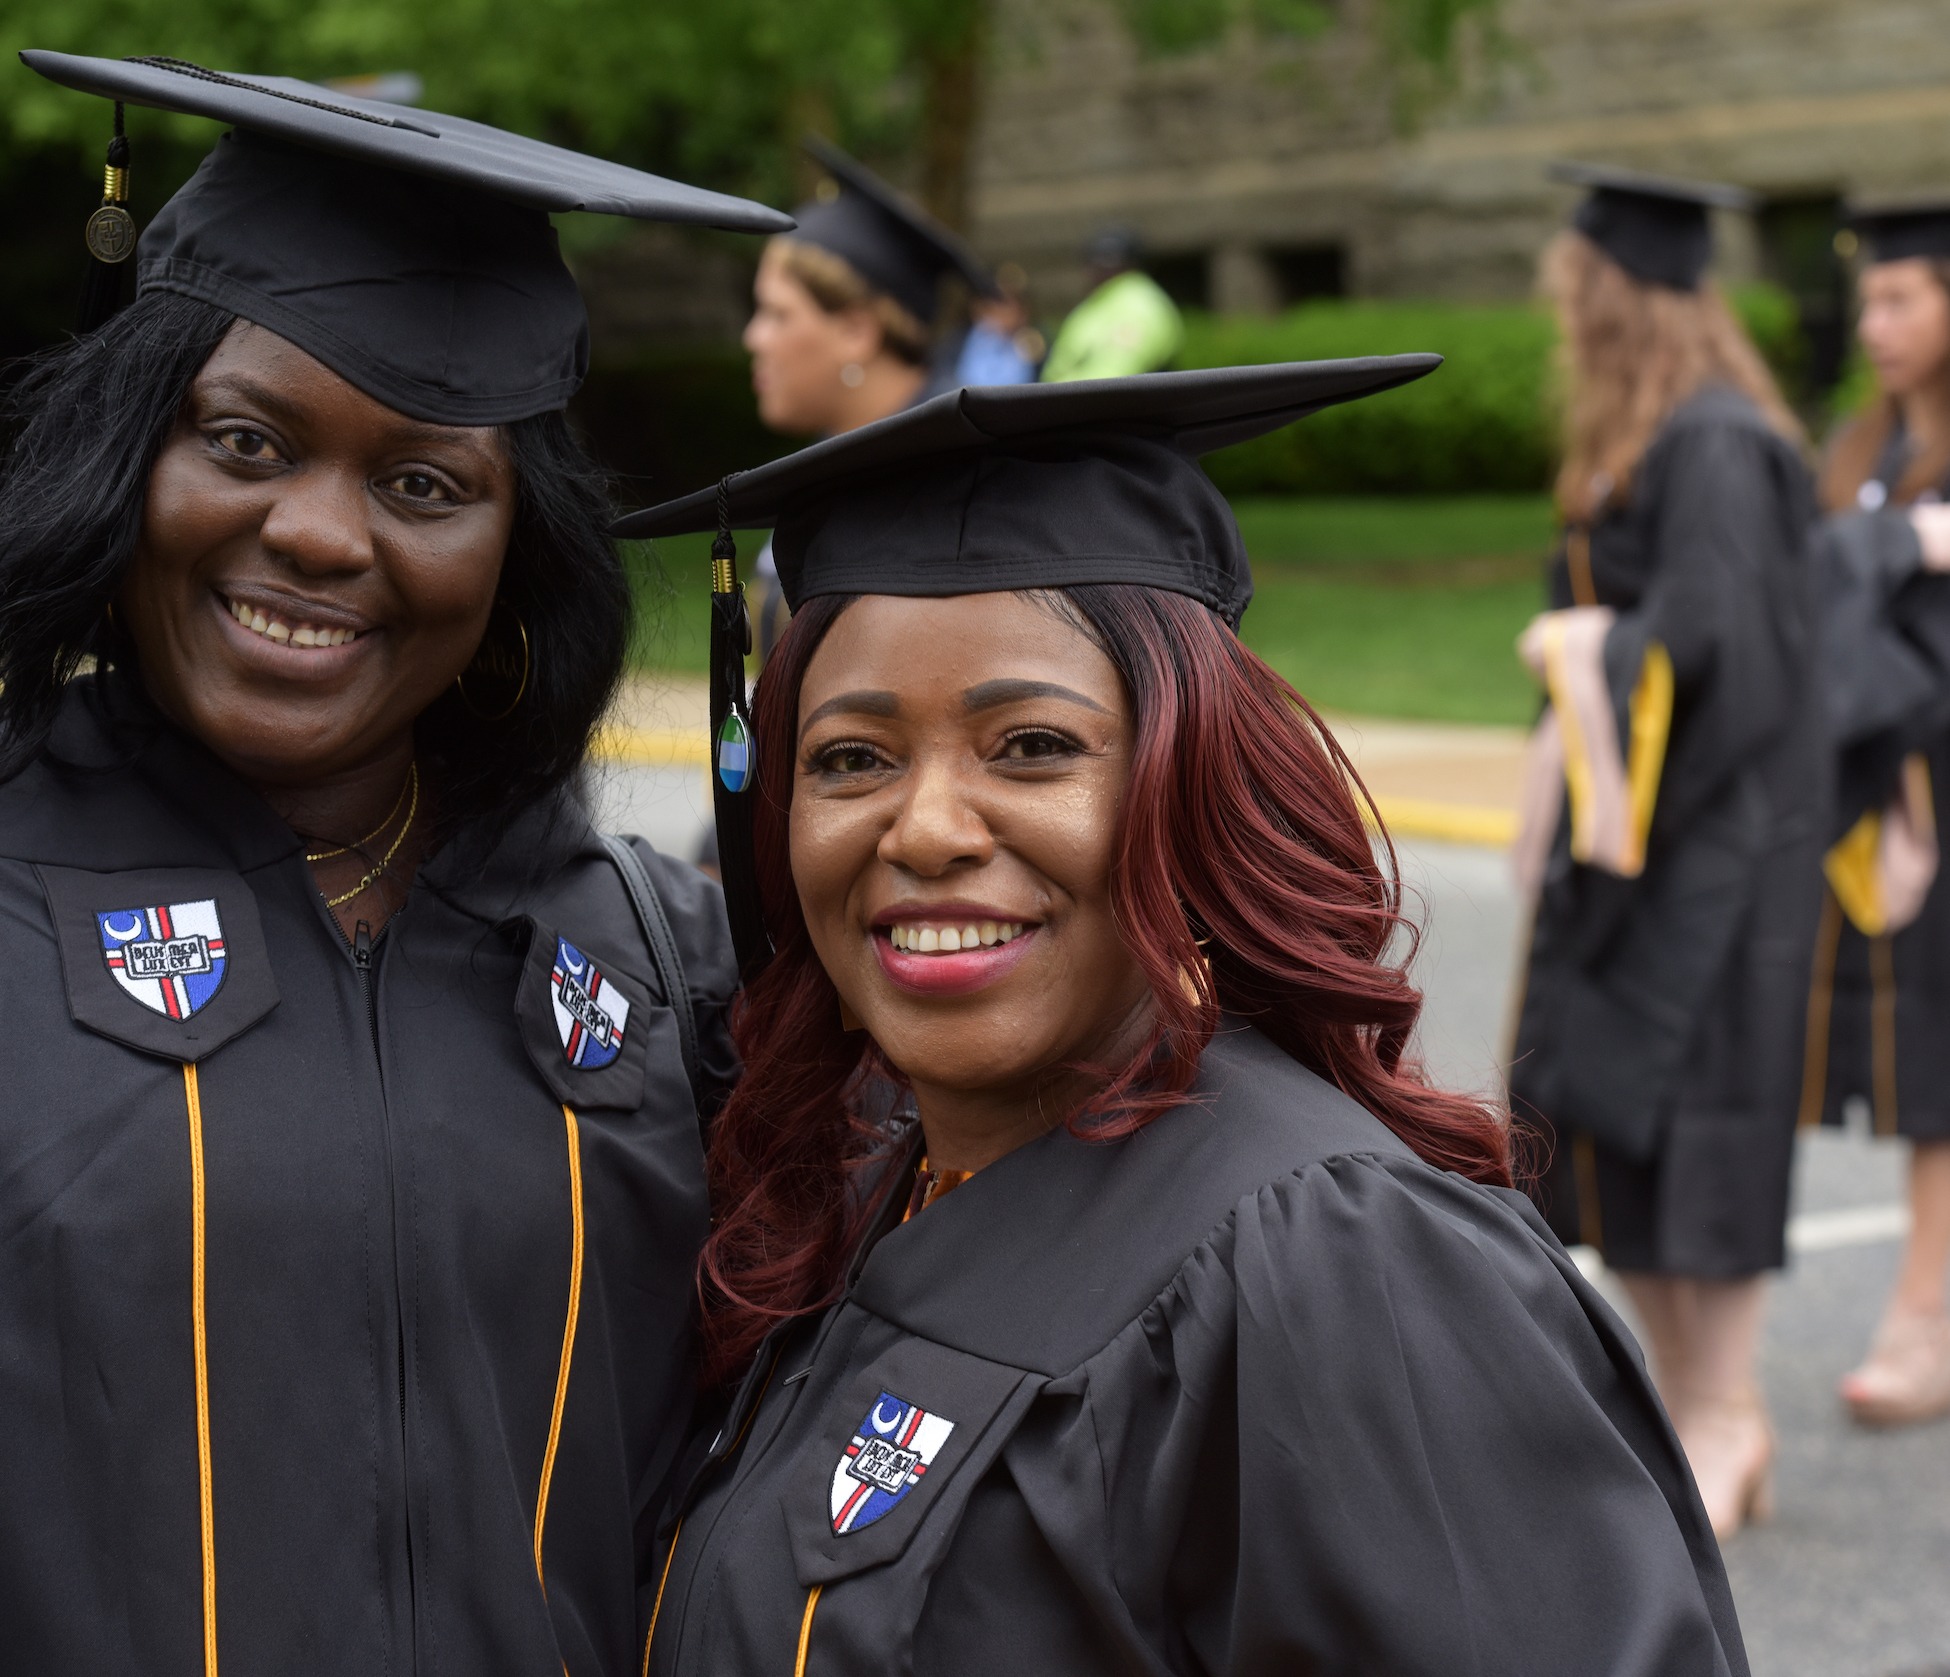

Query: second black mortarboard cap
21;51;794;425
615;356;1440;626
1551;161;1753;292
1848;198;1950;265
612;356;1440;976
787;134;997;329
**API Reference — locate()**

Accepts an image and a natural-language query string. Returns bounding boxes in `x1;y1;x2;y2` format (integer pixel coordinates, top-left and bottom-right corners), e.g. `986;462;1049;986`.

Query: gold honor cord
182;1063;219;1677
794;1584;824;1677
533;1106;585;1595
641;1517;683;1677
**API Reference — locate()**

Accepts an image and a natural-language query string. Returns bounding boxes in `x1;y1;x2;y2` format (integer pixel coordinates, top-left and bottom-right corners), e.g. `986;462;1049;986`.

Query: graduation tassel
77;101;136;335
707;478;772;978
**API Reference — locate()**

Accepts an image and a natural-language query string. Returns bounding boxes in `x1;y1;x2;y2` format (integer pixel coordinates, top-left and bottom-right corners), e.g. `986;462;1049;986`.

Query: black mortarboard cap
1847;197;1950;265
787;134;997;329
1551;161;1753;293
612;356;1441;975
21;51;794;424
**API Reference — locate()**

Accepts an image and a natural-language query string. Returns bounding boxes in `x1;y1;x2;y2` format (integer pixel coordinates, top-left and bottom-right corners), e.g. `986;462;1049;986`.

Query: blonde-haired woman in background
1509;165;1824;1539
1804;201;1950;1427
739;138;1000;654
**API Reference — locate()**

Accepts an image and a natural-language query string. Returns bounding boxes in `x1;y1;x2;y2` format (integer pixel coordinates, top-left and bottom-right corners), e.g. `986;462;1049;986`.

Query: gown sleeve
1092;1154;1745;1677
1601;415;1808;840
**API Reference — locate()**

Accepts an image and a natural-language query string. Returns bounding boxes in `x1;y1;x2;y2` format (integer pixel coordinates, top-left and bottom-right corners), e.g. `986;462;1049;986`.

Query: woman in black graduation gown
0;53;787;1676
1507;166;1823;1538
1804;200;1950;1426
614;362;1748;1676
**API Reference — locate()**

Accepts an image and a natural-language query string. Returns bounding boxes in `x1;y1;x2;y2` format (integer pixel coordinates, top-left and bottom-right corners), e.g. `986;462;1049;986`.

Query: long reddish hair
698;584;1512;1386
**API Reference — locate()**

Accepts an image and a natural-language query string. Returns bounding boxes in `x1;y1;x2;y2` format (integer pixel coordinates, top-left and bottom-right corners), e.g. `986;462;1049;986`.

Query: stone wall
969;0;1950;315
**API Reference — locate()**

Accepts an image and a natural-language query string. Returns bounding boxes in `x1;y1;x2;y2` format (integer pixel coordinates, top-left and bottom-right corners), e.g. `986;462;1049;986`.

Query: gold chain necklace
304;763;416;862
314;763;419;909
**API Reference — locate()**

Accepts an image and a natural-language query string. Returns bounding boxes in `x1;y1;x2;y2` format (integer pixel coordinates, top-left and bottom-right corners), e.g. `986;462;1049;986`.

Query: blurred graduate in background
1040;225;1184;383
741;137;1002;654
1508;165;1824;1539
1805;198;1950;1427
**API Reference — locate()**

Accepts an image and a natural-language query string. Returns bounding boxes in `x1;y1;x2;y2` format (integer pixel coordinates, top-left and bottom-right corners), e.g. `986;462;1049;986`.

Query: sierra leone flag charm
716;710;752;794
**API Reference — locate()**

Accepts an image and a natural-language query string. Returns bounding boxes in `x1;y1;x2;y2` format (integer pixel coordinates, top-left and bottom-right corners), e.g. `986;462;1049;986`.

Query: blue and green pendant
716;708;753;794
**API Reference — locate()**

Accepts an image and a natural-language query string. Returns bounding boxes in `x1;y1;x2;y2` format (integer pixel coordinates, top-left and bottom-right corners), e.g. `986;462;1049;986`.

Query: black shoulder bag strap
599;833;702;1113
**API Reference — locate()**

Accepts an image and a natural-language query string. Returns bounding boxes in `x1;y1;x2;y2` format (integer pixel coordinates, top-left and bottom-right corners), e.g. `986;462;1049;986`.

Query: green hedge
575;285;1808;501
1180;284;1806;496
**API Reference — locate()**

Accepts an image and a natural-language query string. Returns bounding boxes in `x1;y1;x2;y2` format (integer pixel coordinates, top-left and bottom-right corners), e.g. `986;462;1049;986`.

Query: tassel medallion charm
716;709;753;794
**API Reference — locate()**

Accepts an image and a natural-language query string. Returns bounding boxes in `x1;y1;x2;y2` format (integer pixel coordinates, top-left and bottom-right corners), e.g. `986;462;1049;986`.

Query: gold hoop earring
455;601;530;721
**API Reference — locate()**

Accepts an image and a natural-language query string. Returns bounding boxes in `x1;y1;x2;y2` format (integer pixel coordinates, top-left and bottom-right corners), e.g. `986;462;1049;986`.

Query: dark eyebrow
194;373;497;454
962;679;1112;717
800;690;901;736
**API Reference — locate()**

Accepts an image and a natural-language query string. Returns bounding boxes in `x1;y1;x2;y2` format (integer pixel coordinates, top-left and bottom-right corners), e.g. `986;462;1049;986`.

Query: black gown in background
0;675;738;1675
1803;430;1950;1140
1509;385;1825;1276
642;1026;1745;1677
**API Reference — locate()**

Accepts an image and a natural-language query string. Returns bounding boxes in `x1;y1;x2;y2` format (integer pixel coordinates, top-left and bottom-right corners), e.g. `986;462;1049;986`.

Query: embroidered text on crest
549;936;630;1070
97;899;228;1020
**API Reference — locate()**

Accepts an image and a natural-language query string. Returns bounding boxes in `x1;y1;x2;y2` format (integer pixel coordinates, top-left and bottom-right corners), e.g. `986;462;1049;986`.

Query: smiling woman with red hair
619;362;1748;1677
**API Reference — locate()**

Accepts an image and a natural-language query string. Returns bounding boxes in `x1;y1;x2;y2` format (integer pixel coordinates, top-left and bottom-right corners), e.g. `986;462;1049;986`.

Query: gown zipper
352;918;419;1667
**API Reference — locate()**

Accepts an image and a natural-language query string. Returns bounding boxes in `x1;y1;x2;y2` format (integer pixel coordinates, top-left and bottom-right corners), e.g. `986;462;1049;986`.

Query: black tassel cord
708;479;772;978
77;101;135;334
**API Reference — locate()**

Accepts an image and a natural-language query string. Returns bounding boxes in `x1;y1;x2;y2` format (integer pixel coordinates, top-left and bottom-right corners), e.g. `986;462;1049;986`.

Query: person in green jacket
1041;226;1183;382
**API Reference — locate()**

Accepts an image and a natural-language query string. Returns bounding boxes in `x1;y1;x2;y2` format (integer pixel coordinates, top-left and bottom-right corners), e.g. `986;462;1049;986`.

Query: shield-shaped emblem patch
829;1390;955;1534
97;899;228;1020
550;936;630;1070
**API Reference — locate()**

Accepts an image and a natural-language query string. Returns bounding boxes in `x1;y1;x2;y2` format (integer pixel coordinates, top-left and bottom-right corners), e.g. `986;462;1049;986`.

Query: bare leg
1668;1276;1775;1539
1841;1141;1950;1425
1618;1272;1688;1416
1891;1141;1950;1317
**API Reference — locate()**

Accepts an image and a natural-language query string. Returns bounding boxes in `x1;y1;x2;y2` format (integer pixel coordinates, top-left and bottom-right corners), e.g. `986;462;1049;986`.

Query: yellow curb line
594;726;712;769
590;729;1519;850
1370;796;1517;849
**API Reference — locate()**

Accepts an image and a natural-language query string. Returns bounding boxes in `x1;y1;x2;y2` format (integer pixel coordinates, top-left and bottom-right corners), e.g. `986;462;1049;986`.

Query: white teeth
890;920;1028;954
226;596;357;649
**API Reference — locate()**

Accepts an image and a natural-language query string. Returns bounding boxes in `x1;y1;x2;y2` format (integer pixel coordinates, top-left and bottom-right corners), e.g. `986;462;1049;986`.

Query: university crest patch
550;937;630;1070
829;1390;955;1534
97;899;227;1020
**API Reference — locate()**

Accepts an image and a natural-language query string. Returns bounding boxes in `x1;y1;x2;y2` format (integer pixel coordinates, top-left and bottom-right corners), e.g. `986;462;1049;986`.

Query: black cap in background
1847;198;1950;265
21;50;793;424
1550;161;1754;292
787;134;997;330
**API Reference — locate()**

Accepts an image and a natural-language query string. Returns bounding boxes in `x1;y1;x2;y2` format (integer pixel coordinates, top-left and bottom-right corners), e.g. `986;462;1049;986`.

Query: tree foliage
0;0;1502;218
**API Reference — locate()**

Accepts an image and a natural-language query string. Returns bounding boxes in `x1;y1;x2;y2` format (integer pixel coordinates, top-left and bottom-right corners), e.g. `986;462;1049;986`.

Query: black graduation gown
642;1026;1746;1677
1803;461;1950;1141
1509;386;1825;1276
0;676;737;1675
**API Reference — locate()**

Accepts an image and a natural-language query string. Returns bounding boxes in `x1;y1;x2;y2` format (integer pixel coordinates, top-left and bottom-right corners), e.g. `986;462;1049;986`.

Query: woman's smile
872;906;1039;995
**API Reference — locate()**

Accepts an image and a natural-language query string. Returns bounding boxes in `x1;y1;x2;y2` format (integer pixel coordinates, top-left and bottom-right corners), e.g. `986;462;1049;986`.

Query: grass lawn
628;494;1558;727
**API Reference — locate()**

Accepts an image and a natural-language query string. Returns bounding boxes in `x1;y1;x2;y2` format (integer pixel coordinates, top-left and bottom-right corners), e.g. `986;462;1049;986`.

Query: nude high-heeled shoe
1840;1311;1950;1428
1676;1396;1775;1540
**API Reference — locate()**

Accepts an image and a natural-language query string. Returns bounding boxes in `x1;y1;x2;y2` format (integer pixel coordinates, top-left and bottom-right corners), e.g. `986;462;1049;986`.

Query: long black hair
0;291;632;846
